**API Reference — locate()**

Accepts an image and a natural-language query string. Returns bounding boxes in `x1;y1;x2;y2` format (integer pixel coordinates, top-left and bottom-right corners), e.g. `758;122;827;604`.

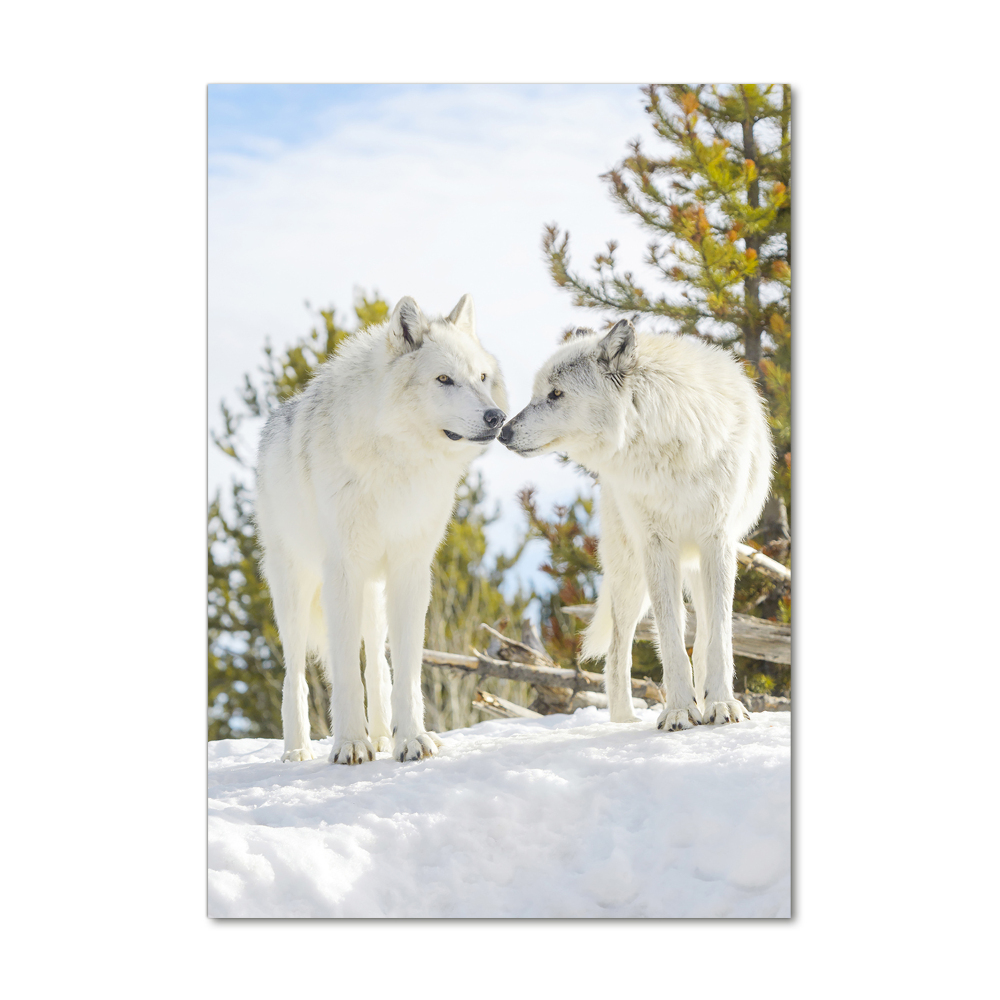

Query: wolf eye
548;388;563;401
481;373;487;381
437;375;454;385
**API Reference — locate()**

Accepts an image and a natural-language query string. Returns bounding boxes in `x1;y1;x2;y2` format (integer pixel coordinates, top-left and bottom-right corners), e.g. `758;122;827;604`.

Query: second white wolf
500;320;772;730
255;295;507;764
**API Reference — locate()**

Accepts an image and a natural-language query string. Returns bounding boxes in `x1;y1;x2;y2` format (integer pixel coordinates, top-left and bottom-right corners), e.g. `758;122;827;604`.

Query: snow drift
208;707;790;918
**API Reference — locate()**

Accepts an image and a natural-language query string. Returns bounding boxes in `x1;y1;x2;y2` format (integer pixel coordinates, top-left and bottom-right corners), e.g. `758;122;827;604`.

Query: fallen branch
476;685;788;718
479;622;554;666
420;646;662;701
736;543;791;585
560;604;791;665
737;692;791;713
472;690;542;720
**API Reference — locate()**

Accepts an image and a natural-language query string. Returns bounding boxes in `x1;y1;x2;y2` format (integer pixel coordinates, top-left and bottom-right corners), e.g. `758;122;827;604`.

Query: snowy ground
209;708;790;918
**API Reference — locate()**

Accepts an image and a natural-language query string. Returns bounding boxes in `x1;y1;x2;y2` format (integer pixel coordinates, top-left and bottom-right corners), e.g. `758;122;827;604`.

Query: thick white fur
502;321;772;731
255;295;507;763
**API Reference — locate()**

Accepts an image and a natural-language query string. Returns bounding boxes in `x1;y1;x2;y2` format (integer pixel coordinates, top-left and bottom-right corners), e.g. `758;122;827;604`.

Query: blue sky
208;83;656;598
208;85;415;163
208;84;642;165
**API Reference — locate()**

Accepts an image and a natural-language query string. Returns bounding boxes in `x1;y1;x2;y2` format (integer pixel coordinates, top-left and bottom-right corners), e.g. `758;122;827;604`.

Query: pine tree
542;83;791;509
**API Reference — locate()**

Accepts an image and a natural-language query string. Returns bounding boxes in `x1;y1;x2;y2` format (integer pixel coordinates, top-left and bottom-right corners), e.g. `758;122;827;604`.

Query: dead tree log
425;645;791;718
479;622;554;667
737;692;791;713
472;690;542;720
559;604;791;666
736;543;791;585
420;647;662;701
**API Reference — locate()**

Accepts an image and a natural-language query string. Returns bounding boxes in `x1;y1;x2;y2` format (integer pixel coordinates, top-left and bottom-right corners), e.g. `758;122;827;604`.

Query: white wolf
500;320;772;731
255;294;507;764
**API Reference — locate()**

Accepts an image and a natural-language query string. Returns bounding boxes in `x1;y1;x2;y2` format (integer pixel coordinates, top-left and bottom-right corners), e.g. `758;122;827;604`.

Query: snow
209;707;790;918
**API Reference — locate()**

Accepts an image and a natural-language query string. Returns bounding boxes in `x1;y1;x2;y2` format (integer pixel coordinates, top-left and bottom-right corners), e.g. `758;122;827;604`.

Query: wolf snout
483;408;505;429
498;421;514;446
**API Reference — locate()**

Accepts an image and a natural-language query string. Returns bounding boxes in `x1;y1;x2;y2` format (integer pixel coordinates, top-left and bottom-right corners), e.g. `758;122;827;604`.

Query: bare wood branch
472;690;542;719
560;603;791;665
737;692;791;713
479;622;554;666
736;543;791;585
420;649;481;670
420;646;661;701
477;685;788;720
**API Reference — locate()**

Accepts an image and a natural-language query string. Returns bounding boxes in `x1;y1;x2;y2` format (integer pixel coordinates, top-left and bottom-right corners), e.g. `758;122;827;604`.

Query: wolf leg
361;579;393;753
386;556;441;762
597;489;646;723
266;552;315;761
645;539;702;731
686;567;709;714
322;555;377;764
699;535;746;724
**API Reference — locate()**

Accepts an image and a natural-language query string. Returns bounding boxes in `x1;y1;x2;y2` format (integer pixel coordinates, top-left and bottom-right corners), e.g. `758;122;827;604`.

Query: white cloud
209;84;660;565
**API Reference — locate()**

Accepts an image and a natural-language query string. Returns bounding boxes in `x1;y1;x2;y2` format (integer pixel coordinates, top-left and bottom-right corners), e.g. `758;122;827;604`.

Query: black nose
498;422;514;445
483;408;505;429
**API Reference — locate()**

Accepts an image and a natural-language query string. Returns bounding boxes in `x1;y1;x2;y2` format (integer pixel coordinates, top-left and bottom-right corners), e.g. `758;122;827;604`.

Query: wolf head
386;294;508;448
499;319;637;461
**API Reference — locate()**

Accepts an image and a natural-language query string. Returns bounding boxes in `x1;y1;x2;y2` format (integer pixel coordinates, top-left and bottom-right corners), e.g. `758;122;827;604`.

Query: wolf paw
281;747;315;762
330;738;376;765
372;736;393;753
703;700;747;725
656;703;703;731
395;732;442;762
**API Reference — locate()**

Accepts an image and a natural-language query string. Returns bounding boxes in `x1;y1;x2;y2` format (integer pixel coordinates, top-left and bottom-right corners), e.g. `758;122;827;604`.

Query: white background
3;0;996;995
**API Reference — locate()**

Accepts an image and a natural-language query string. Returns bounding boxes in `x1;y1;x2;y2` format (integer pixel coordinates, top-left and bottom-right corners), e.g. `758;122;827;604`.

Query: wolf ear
596;319;637;385
388;296;427;354
447;293;476;337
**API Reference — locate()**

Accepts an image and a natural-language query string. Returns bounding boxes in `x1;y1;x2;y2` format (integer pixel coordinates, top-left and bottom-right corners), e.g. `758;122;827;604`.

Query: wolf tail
578;588;652;662
579;592;613;662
